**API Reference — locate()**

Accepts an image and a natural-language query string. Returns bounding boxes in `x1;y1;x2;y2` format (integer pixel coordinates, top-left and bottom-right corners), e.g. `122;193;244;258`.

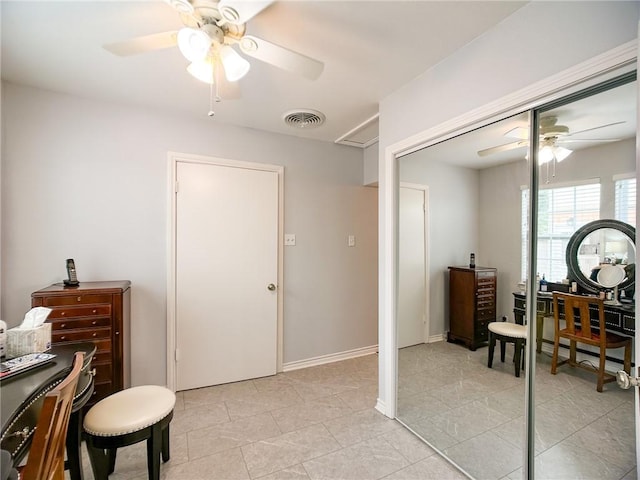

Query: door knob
267;283;276;291
616;370;640;389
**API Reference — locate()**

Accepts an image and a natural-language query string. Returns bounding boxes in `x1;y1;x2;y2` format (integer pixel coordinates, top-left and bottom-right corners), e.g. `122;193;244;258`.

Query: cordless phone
64;258;79;287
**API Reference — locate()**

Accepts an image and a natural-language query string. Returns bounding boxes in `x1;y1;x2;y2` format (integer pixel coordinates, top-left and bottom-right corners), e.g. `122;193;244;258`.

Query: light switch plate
348;235;356;247
284;234;296;246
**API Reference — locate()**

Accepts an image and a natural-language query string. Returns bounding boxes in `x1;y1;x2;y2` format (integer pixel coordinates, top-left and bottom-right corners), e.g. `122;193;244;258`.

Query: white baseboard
427;334;444;343
376;398;391;417
282;344;378;372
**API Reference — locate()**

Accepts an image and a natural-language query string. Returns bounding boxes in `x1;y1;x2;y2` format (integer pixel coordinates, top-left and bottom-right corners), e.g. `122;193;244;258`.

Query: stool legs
162;425;171;463
487;332;526;377
513;339;524;378
488;332;496;368
85;418;172;480
147;423;162;480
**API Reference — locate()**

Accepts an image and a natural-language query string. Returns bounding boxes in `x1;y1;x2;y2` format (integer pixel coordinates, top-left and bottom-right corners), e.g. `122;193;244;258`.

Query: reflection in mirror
566;219;636;296
396;78;636;479
397;111;530;479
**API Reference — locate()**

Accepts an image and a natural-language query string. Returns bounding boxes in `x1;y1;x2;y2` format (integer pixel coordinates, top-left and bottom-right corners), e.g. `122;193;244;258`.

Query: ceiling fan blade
559;138;622;144
505;126;529;140
104;31;178;56
477;140;528;157
218;0;274;24
239;35;324;80
566;121;626;137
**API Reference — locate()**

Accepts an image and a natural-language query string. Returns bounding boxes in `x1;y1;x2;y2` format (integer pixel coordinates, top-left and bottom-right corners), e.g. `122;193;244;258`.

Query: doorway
167;153;284;392
398;184;429;348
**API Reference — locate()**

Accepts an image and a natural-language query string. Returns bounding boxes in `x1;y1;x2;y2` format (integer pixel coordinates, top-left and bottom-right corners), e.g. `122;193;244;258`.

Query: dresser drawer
48;305;112;319
90;381;114;405
39;294;113;307
477;308;496;320
50;317;112;331
53;327;111;343
93;362;113;384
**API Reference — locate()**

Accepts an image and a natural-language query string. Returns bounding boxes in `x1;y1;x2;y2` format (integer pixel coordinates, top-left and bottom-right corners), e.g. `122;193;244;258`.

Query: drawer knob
60;312;66;316
92;321;97;325
92;333;97;337
77;297;81;302
61;323;66;328
115;331;120;335
92;309;97;314
60;336;66;340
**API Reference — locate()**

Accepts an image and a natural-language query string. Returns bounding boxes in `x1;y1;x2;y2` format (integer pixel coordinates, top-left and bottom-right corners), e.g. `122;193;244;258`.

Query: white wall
363;143;379;186
377;1;639;414
1;82;378;386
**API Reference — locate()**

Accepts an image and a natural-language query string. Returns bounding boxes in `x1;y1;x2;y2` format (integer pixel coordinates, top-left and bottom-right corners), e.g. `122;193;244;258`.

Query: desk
0;342;96;480
513;292;635;353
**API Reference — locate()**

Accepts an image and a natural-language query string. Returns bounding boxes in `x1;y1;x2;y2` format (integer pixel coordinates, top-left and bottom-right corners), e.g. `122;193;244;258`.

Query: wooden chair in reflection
550;292;631;392
19;352;84;480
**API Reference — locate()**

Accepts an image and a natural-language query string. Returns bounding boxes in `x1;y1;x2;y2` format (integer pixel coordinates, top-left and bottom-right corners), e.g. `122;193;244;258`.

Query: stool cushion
488;322;527;339
84;386;175;437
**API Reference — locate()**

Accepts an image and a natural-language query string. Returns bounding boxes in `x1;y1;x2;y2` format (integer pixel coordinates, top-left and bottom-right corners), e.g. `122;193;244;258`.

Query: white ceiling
0;1;527;147
408;79;637;169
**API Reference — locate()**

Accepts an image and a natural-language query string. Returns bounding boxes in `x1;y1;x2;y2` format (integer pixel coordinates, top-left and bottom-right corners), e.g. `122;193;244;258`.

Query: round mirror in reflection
566;219;636;294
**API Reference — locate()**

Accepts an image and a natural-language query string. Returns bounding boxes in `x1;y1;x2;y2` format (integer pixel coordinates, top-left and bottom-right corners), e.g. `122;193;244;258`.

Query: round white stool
83;385;175;480
488;320;527;377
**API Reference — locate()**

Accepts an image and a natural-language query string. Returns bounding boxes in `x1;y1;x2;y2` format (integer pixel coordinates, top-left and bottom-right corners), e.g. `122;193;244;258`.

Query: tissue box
6;323;52;357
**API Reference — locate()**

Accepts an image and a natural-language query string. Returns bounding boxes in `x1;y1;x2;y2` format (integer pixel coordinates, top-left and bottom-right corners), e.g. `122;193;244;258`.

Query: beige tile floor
72;353;466;480
397;341;637;480
71;341;638;480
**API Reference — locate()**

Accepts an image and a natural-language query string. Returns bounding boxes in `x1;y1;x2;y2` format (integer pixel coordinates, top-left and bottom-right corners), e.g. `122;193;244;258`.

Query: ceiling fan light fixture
554;146;573;162
177;27;211;62
220;46;250;82
187;58;215;84
538;146;554;165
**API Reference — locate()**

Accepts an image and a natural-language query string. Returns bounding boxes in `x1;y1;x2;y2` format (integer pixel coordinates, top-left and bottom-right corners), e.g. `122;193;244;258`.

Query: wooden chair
19;352;84;480
550;292;631;392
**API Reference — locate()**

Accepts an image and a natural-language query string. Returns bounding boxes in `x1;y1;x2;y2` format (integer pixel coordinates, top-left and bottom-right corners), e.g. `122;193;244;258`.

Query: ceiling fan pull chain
215;64;222;103
208;69;215;117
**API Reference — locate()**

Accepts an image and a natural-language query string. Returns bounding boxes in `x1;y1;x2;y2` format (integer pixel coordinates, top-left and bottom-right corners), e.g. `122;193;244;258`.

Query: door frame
378;41;637;476
398;183;430;345
166;151;284;391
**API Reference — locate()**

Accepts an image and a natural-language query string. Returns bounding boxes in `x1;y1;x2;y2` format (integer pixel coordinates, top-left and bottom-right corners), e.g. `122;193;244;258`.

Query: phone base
63;280;79;287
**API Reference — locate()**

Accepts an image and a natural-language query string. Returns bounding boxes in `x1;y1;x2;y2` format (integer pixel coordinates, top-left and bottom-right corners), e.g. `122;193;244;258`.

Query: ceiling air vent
283;109;325;129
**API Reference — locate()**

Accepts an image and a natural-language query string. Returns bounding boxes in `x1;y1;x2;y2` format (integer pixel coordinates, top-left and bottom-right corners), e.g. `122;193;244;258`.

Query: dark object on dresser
448;266;497;351
31;281;131;409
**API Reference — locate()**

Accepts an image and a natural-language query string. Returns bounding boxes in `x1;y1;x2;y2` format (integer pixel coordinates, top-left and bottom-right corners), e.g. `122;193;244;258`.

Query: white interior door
175;160;279;391
398;185;428;348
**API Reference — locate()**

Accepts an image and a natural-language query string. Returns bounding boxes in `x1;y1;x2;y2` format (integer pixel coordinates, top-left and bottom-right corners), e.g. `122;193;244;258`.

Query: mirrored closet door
396;74;637;479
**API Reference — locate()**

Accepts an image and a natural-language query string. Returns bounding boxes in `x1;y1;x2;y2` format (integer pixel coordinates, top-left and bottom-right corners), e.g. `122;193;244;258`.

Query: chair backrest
21;352;84;480
552;292;605;339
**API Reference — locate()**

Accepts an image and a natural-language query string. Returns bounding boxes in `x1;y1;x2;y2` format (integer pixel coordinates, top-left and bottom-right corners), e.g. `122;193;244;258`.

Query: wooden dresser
447;266;496;350
31;281;131;408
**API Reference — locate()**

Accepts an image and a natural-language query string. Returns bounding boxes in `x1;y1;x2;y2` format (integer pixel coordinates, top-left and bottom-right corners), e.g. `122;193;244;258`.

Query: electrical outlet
348;235;356;247
284;234;296;246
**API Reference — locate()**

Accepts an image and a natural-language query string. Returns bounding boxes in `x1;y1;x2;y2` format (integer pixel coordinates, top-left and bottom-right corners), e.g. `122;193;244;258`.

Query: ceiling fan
477;116;624;162
104;0;324;86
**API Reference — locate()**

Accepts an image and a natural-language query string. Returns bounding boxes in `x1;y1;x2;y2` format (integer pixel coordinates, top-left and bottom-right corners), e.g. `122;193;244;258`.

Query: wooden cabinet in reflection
447;266;497;350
